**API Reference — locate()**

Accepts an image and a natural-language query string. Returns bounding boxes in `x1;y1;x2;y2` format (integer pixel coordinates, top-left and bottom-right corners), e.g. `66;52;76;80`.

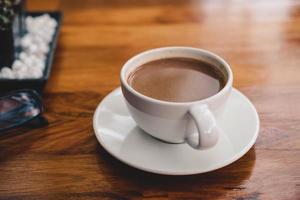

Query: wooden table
1;0;299;199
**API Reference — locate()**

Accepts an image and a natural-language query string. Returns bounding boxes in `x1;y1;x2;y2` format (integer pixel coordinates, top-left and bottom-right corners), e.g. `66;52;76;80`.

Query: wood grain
1;0;300;199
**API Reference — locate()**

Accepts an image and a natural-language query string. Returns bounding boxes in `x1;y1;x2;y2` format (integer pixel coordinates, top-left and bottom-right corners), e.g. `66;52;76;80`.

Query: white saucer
93;87;259;175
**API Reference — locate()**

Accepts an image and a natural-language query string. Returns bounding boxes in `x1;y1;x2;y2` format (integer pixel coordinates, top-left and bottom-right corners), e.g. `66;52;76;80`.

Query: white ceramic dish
93;87;259;175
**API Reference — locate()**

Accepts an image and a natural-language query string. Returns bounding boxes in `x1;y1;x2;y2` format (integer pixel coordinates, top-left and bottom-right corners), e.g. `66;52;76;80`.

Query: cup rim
120;46;233;106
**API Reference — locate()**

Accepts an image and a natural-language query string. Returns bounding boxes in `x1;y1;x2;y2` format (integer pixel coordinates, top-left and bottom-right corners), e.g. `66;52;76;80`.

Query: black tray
0;11;63;94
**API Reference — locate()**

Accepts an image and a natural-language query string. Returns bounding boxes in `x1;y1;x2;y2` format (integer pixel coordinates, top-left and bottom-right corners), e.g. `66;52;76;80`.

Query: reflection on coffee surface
127;58;226;102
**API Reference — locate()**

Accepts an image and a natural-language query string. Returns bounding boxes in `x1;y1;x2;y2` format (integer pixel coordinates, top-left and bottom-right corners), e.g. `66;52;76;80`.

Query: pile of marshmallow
0;14;57;79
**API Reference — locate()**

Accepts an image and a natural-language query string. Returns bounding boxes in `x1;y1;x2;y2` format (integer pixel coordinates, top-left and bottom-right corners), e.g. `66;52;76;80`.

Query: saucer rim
93;87;260;175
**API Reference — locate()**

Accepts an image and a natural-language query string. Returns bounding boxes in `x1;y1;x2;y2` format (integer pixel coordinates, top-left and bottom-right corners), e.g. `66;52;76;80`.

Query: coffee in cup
127;57;226;102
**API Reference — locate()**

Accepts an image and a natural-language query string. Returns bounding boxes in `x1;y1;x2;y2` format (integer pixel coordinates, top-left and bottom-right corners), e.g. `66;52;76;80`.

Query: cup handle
185;104;220;150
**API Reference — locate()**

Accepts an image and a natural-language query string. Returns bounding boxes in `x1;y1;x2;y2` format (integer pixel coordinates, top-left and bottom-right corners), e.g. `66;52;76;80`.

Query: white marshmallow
38;43;49;54
19;52;28;61
28;44;39;54
48;19;57;28
37;61;46;70
21;35;32;48
1;67;15;79
12;60;25;71
25;16;34;25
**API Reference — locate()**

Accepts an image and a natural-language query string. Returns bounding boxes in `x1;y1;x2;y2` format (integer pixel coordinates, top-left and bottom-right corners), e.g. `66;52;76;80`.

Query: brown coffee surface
127;58;225;102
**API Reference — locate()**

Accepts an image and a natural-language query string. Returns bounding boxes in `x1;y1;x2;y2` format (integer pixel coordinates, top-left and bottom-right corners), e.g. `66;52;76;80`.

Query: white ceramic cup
120;47;233;150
